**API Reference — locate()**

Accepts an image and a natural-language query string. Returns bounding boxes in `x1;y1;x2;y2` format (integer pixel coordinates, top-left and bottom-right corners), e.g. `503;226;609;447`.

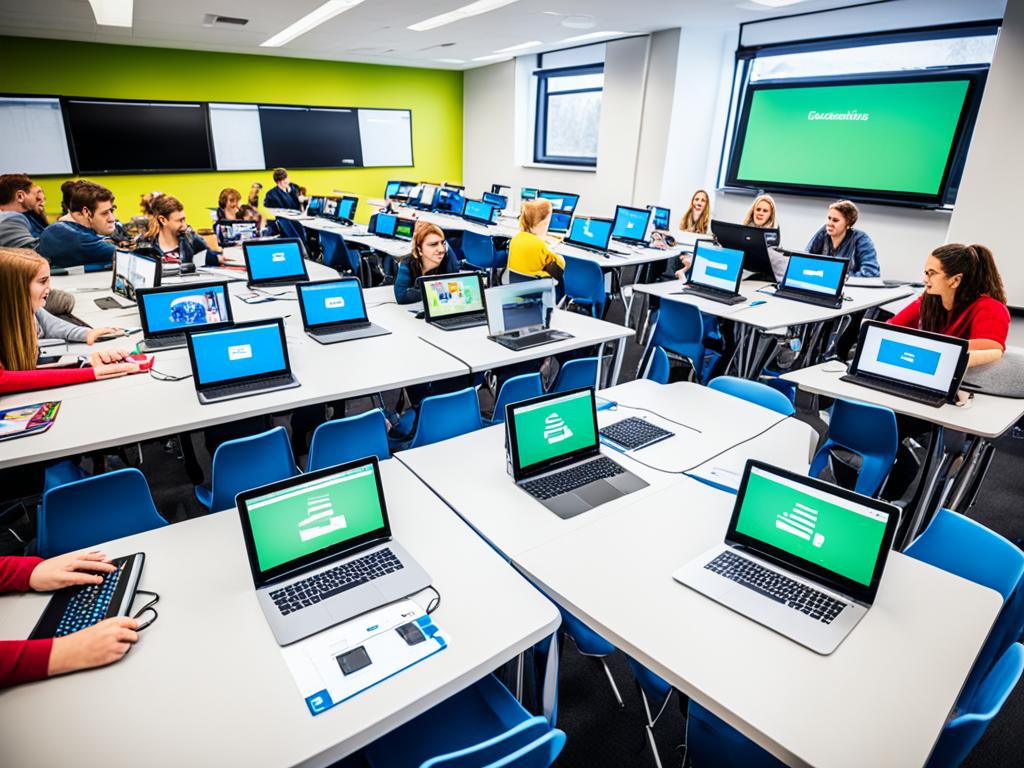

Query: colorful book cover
0;401;61;441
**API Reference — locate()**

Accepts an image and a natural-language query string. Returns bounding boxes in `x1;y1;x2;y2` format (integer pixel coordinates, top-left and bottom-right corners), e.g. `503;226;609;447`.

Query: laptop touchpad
576;479;622;507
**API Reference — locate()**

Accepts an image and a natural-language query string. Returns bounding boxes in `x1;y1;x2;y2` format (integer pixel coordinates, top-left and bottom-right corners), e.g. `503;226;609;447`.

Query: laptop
305;196;325;217
185;318;300;404
417;184;439;210
434;187;465;215
611;205;653;246
322;196;357;224
841;320;969;407
237;456;432;646
773;251;849;309
711;219;780;277
462;199;498;226
505;387;649;519
485;278;572;351
111;249;161;302
673;460;899;655
647;205;671;231
482;191;508;211
136;281;234;352
371;212;415;240
214;220;260;248
419;272;487;330
563;216;613;254
296;278;390;344
243;238;309;287
680;241;746;305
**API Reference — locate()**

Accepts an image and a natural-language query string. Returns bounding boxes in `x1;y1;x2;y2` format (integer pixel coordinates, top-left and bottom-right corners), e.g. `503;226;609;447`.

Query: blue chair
43;459;90;493
905;508;1024;713
686;699;788;768
560;609;625;708
319;229;360;274
562;256;607;318
196;426;299;512
488;373;543;425
405;387;484;450
640;301;707;383
363;674;565;768
809;398;897;497
461;230;507;286
708;376;795;416
276;216;305;241
307;409;390;472
625;657;675;767
646;346;671;385
549;357;599;393
38;468;168;557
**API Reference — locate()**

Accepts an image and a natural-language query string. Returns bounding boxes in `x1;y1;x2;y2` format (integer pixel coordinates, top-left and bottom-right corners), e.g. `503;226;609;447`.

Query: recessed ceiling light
409;0;520;33
472;53;511;62
261;0;367;47
749;0;813;7
560;14;596;30
560;31;625;44
494;40;542;53
87;0;133;27
435;58;466;64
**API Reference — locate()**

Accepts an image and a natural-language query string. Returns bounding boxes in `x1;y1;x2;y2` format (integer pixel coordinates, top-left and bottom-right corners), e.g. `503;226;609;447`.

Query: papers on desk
281;599;448;716
0;401;61;442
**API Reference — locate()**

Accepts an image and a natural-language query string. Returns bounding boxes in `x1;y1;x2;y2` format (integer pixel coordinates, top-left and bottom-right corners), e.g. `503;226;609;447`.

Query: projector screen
258;105;363;169
725;72;985;205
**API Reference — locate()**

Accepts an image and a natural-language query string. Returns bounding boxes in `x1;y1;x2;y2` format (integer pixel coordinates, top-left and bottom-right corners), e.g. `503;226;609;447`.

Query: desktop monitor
485;279;556;336
305;196;325;217
418;184;439;209
394;217;416;240
322;197;340;219
373;212;398;237
611;206;652;244
112;249;161;301
482;192;508;211
336;196;357;222
521;187;539;201
463;199;498;225
490;184;511;195
435;187;466;215
648;206;671;230
384;181;401;198
538;190;579;214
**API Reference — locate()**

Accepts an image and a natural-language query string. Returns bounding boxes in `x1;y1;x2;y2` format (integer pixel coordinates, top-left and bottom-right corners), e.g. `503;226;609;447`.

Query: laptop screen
485;279;555;335
566;217;612;250
549;212;571;234
419;184;439;209
243;240;307;284
689;243;744;293
855;323;964;395
216;220;259;245
421;273;484;318
394;217;415;240
385;181;401;198
322;197;339;218
374;213;397;237
337;196;357;221
112;250;160;300
482;192;507;210
297;279;367;328
463;199;497;224
650;206;670;230
190;321;288;386
783;254;846;296
435;188;465;214
521;187;539;201
612;206;652;243
138;283;232;337
538;190;579;214
306;196;324;216
508;388;599;477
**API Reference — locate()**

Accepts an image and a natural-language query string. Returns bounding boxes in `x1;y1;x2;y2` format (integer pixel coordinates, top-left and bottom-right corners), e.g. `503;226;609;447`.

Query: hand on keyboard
28;550;117;591
47;616;140;676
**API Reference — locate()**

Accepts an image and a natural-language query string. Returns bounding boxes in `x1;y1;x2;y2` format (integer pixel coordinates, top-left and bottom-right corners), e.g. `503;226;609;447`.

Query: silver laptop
237;456;432;646
484;278;572;351
295;278;390;344
505;387;648;519
673;460;899;655
136;281;234;352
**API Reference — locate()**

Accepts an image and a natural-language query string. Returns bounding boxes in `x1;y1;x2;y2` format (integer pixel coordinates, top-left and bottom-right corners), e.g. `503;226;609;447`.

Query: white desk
0;459;560;767
513;477;1002;768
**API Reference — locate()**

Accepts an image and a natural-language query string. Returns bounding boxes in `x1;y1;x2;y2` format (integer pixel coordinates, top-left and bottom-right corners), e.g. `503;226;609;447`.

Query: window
534;64;604;167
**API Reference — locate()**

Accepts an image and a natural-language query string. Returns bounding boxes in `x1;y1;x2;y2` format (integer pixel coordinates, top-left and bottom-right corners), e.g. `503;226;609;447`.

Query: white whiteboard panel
0;96;73;175
358;109;413;167
209;102;265;171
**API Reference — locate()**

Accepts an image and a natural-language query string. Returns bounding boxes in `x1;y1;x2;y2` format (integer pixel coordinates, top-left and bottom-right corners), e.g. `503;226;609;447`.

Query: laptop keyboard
600;417;674;450
522;456;625;500
775;288;841;308
840;373;947;407
202;374;295;400
310;321;370;335
142;334;185;349
705;550;847;624
680;286;744;304
53;559;127;637
270;548;404;615
436;314;483;329
499;330;570;351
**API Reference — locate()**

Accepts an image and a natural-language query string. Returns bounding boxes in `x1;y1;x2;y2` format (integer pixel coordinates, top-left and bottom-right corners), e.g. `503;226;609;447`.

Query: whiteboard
209;103;266;171
0;96;73;175
358;109;413;167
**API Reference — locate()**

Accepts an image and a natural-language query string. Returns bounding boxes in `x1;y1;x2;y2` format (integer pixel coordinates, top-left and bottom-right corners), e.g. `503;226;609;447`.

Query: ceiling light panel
88;0;133;28
494;40;542;53
261;0;367;48
409;0;520;33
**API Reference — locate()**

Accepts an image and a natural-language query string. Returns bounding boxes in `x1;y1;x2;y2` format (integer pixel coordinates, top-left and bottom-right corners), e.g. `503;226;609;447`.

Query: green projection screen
726;73;983;205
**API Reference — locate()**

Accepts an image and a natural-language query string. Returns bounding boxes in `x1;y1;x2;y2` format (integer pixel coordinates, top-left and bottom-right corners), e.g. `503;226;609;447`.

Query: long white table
0;459;561;767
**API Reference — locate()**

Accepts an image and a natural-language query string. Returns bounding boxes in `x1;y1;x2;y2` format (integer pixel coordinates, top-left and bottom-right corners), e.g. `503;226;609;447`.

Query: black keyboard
564;242;608;255
840;373;948;407
310;321;370;335
202;374;296;400
774;288;842;308
521;456;625;500
270;548;404;615
142;334;186;350
435;314;485;329
495;330;571;351
680;286;745;305
704;550;847;624
600;417;674;450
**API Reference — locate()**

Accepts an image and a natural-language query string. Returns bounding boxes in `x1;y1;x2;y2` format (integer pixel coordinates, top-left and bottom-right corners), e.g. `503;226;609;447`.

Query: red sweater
889;294;1010;350
0;366;96;395
1;556;52;687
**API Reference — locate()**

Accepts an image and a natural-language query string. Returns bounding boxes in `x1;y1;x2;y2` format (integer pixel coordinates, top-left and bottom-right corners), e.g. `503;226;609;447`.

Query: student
890;243;1008;368
57;180;79;221
394;221;459;305
216;188;242;220
508;199;565;280
137;193;220;266
1;551;140;687
679;189;711;234
0;174;45;249
742;194;778;229
263;168;302;211
805;199;879;278
36;181;118;269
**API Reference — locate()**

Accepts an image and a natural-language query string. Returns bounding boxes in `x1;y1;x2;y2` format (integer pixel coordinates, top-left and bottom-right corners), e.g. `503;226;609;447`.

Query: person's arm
888;295;922;329
184;231;221;267
393;261;422;305
0;557;52;687
0;213;39;249
965;298;1010;364
849;231;880;277
34;308;90;343
0;360;141;395
804;227;825;255
542;242;566;271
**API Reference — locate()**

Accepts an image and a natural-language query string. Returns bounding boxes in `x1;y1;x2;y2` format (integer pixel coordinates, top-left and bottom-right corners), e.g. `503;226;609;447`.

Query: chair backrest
38;468;167;557
319;230;358;273
563;256;605;317
550;357;599;394
649;300;704;367
509;271;537;284
708;375;796;416
461;230;497;270
646;345;671;385
420;717;564;768
277;217;304;241
625;656;673;707
491;373;543;424
408;387;484;449
809;398;897;497
209;426;299;512
307;409;391;472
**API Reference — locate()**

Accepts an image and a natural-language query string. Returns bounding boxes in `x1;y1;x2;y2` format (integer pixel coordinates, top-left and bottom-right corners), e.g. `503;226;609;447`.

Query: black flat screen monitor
710;219;780;277
258;105;363;169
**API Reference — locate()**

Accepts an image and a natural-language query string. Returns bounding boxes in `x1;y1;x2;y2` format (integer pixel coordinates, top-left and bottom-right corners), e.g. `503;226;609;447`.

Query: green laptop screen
245;464;385;573
735;467;890;586
513;390;597;471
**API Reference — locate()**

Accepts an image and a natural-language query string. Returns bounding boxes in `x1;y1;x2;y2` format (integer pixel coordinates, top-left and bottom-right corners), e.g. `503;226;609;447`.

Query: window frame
533;63;604;168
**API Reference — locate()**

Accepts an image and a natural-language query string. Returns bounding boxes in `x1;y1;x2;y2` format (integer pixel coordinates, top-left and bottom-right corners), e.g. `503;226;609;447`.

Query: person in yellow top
508;198;565;281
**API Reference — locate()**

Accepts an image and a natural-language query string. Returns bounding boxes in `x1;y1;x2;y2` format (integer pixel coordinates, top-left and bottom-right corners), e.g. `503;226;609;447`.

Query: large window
534;64;604;167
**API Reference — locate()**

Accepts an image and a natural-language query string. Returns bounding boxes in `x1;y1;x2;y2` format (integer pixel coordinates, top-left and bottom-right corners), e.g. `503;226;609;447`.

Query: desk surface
0;459;560;768
513;477;1001;768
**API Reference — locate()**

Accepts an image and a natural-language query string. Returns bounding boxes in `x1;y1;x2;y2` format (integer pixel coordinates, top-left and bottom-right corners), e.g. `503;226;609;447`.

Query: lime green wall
0;36;463;225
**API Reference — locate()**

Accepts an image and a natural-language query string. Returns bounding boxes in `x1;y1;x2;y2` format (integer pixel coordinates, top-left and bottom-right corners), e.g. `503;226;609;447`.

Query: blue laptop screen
568;218;612;249
857;324;962;393
337;197;357;221
192;324;287;386
538;191;579;213
299;280;367;327
521;187;538;200
306;197;324;216
612;207;651;242
385;181;400;197
464;199;496;223
482;192;507;210
690;244;744;292
142;285;230;335
784;255;845;295
549;212;571;234
246;241;305;281
375;213;397;237
435;188;465;214
651;207;670;230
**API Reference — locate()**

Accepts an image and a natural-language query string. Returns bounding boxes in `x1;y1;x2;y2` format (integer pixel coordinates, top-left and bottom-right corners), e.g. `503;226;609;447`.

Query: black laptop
774;251;849;309
295;278;390;344
680;240;746;305
419;272;487;330
136;281;234;352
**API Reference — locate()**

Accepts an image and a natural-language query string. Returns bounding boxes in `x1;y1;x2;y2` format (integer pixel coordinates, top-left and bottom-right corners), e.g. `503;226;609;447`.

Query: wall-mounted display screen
258;105;363;169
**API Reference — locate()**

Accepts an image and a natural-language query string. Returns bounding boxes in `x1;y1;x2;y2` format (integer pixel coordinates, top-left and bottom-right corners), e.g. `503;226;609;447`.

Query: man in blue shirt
804;200;880;278
0;173;46;249
37;181;118;269
263;168;302;211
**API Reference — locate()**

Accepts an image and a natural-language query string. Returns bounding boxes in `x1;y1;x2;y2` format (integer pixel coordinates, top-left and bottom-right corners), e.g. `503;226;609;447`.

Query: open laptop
296;278;390;344
485;278;572;351
841;320;969;407
647;205;671;231
111;249;161;302
711;219;780;277
505;387;649;519
136;281;233;352
370;212;415;241
462;199;498;226
434;187;465;215
243;238;309;288
673;460;899;655
237;456;432;646
185;317;300;404
611;205;653;246
680;241;746;304
214;220;260;248
773;251;849;309
563;216;613;254
305;196;325;217
419;272;487;330
322;196;357;224
482;191;508;211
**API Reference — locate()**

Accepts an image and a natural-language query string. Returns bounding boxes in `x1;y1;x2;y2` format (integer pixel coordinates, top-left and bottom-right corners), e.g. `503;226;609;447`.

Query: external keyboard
521;456;625;500
600;417;674;450
53;561;126;636
270;548;404;615
840;373;947;407
497;330;570;351
704;550;847;624
203;375;295;400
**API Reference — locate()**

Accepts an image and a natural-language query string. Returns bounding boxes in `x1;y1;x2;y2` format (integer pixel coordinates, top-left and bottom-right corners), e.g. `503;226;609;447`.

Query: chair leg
599;657;625;708
638;687;666;768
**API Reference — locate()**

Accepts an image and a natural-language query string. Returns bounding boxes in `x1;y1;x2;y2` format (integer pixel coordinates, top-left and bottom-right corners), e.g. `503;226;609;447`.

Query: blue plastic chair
43;459;90;493
488;373;543;425
641;301;707;383
319;229;360;274
461;230;507;286
195;426;299;512
405;387;484;450
809;398;897;497
549;357;599;393
276;216;305;241
708;375;796;416
905;508;1024;713
562;256;607;318
38;468;168;557
625;656;675;767
363;674;565;768
646;346;671;385
307;409;391;471
560;609;625;708
686;699;788;768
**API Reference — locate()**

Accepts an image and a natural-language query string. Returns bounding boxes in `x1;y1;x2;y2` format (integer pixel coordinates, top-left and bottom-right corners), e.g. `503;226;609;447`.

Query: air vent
202;14;249;27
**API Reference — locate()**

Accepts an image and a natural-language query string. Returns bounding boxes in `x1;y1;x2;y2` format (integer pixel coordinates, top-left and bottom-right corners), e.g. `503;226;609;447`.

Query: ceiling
0;0;859;70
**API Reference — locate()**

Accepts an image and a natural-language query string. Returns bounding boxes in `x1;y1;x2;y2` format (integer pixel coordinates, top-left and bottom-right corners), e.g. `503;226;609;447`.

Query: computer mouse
126;354;155;371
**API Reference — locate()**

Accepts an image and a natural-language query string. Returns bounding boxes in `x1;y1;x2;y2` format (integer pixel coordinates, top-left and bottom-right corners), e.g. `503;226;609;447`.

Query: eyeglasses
923;269;945;279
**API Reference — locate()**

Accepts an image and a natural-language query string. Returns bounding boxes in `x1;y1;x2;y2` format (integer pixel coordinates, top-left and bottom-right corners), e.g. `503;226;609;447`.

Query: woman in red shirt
889;243;1009;368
